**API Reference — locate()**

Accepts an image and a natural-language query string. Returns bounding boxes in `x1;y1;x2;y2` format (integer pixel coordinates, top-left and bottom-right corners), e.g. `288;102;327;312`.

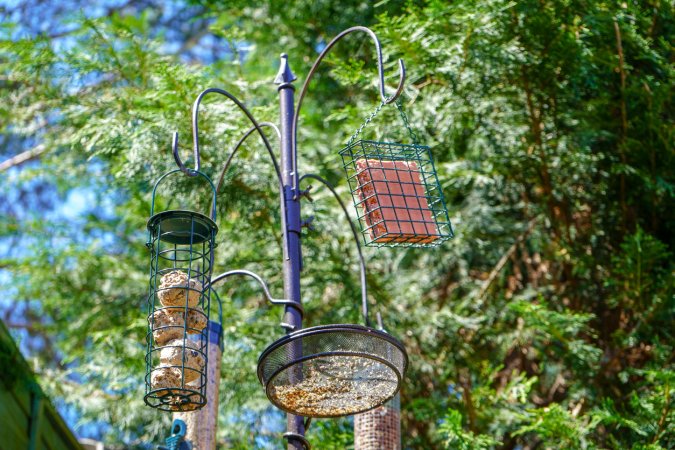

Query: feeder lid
147;210;218;245
257;324;408;418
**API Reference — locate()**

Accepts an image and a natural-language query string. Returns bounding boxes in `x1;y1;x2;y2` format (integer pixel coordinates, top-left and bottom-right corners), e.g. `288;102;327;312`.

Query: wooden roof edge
0;319;84;450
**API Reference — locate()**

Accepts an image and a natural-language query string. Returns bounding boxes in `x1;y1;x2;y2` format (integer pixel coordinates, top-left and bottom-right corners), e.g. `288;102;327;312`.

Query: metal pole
275;53;305;449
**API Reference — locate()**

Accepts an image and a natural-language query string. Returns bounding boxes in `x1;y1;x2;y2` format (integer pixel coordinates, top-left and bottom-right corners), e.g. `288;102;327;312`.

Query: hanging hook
291;26;406;193
171;88;279;183
172;131;200;177
207;269;304;318
296;26;405;109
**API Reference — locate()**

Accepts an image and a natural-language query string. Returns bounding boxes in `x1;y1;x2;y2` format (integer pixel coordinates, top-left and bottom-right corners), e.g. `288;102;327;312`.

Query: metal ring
282;432;311;450
257;324;407;370
262;351;402;418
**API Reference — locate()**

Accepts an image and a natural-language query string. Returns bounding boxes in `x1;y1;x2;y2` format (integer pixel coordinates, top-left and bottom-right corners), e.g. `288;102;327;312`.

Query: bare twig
614;20;628;227
477;216;539;301
652;380;670;444
458;368;477;432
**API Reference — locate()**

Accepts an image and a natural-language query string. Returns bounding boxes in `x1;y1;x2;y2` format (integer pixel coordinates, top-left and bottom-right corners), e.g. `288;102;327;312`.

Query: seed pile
270;356;397;417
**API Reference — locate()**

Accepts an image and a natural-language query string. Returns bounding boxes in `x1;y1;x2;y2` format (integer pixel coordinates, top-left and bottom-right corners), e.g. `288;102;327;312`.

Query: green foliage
594;370;674;448
514;403;600;448
0;0;672;448
307;418;355;450
439;409;501;449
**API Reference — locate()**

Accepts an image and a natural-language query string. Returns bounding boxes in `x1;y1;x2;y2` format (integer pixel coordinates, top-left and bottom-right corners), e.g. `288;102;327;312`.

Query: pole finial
274;53;297;84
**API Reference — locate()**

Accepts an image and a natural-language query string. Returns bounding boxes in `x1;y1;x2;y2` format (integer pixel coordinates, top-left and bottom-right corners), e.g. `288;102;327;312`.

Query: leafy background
0;0;672;448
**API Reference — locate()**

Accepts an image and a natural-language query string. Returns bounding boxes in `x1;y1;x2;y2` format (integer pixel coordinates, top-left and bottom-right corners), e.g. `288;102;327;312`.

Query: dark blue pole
275;53;306;450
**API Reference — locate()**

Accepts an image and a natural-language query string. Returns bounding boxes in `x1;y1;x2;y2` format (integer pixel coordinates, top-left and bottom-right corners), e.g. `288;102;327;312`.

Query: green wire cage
340;102;453;247
144;169;218;412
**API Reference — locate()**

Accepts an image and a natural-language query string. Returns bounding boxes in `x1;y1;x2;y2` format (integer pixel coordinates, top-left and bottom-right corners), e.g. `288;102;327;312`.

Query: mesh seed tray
257;324;408;418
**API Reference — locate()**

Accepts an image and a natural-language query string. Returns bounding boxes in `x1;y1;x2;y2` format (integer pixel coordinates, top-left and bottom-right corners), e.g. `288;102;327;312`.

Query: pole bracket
300;215;315;232
298;185;314;202
280;322;296;331
208;269;305;318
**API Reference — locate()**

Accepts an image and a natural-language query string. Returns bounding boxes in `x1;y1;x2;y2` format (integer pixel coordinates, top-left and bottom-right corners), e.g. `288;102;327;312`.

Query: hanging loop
347;101;385;147
395;100;420;145
150;168;217;222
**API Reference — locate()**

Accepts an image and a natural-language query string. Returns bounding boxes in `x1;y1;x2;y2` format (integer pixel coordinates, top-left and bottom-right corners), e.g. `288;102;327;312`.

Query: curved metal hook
172;131;199;176
171;88;277;181
212;289;223;330
299;173;369;327
298;26;405;109
283;432;311;450
212;122;282;218
291;26;406;192
207;269;304;318
210;121;289;259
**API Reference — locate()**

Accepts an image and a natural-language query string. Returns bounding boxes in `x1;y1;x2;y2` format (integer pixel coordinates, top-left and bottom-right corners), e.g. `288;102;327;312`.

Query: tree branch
0;144;46;172
477;216;539;302
614;19;628;228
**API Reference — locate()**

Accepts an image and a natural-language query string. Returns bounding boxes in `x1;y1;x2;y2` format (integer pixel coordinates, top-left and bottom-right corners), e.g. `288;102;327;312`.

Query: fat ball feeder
144;170;217;412
142;26;452;449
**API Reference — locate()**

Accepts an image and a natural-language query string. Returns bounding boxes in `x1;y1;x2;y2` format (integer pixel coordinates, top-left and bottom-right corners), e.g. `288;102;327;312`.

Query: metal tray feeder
257;324;407;418
340;101;453;247
144;169;218;412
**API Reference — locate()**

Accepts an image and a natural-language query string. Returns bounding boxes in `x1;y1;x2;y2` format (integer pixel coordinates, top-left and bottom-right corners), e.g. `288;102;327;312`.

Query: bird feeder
257;324;407;418
340;102;453;247
144;169;218;412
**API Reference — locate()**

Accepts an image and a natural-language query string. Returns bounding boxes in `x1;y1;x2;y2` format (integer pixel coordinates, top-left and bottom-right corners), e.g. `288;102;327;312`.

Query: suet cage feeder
340;102;453;247
144;169;218;412
257;324;407;418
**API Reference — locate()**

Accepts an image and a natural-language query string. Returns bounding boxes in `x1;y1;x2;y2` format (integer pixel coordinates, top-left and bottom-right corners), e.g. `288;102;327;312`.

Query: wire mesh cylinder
354;394;401;450
340;140;453;247
144;171;218;412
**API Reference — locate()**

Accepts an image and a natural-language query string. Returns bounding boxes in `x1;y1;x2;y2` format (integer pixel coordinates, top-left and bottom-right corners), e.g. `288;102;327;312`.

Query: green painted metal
28;392;43;450
340;101;453;248
158;419;190;450
144;169;218;412
0;320;83;450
